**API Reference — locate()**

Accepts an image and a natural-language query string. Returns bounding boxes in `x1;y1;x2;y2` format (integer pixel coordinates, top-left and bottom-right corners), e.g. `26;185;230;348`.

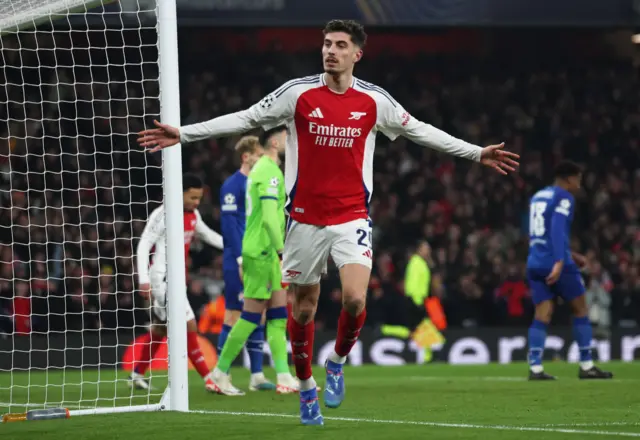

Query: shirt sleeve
257;171;281;200
376;94;482;162
261;199;285;253
257;171;284;252
550;195;573;263
220;184;243;263
195;210;223;250
136;207;165;284
180;80;299;144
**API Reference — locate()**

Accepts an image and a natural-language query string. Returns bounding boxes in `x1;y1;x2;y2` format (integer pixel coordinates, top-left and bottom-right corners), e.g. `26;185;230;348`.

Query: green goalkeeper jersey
242;155;285;259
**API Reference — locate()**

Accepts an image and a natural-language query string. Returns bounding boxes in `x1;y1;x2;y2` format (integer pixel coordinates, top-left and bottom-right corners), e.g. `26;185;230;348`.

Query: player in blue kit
526;160;613;381
219;136;276;391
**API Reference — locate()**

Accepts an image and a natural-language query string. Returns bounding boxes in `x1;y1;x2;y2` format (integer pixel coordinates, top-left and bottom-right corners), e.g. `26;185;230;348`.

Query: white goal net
0;0;178;416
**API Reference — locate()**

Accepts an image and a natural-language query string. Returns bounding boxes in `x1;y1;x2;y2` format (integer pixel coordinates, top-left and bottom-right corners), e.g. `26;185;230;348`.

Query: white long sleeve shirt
136;205;223;284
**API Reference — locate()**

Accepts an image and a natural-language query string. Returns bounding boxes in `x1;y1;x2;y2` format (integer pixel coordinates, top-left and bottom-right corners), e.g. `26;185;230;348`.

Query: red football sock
187;331;210;379
335;308;367;357
134;331;163;375
289;318;314;380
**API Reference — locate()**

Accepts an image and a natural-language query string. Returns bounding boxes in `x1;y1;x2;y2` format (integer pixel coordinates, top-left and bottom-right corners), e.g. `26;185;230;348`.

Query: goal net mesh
0;0;166;413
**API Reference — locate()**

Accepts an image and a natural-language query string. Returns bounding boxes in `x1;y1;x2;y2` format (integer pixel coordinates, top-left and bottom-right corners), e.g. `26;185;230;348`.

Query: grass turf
2;362;639;440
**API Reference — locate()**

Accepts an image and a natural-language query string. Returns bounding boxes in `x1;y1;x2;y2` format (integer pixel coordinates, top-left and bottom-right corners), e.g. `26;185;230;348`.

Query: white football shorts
282;217;373;285
150;277;195;323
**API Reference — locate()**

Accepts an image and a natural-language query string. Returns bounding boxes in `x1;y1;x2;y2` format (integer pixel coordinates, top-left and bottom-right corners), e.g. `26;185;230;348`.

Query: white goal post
0;0;188;417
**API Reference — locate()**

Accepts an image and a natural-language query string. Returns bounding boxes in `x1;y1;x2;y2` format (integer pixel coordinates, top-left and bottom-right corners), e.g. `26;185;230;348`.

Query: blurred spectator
584;260;613;337
611;264;640;329
198;295;225;335
495;265;531;327
12;281;31;334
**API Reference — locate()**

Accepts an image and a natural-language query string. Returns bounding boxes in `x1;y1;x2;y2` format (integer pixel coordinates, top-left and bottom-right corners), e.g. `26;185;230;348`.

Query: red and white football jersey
136;206;223;284
181;74;482;226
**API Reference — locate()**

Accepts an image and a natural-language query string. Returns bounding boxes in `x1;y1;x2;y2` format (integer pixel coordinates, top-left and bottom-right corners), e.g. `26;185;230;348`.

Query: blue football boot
323;360;345;408
300;387;324;426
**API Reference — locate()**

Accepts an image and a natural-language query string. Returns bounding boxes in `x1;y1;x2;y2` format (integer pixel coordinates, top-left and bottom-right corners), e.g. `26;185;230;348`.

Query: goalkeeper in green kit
209;126;300;396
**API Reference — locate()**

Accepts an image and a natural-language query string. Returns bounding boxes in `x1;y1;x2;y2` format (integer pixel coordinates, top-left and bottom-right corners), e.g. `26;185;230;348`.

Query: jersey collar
321;73;356;94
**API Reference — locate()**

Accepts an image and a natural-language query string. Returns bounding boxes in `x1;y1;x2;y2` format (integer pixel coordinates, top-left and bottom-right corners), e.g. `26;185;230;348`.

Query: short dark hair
323;19;367;48
183;173;203;192
260;125;287;148
554;160;582;179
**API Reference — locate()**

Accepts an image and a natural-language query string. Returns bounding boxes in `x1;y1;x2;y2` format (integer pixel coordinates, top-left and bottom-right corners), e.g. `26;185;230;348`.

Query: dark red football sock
289;318;314;380
335;308;367;357
133;331;163;375
187;331;211;378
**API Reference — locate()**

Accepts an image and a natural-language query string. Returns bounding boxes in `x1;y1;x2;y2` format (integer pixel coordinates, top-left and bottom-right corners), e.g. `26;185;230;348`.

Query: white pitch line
192;409;640;437
542;422;640;428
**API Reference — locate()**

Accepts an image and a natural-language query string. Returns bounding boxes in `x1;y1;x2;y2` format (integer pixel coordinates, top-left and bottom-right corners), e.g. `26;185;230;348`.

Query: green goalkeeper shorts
242;254;282;300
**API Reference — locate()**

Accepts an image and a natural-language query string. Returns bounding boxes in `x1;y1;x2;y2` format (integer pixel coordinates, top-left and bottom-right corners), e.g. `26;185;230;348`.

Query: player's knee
570;296;588;318
294;303;316;324
342;292;366;316
291;284;320;324
534;301;553;323
224;309;241;326
293;298;317;324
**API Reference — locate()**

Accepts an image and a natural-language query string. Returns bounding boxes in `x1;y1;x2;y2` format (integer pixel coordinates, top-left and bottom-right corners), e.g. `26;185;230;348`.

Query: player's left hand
546;261;564;286
480;143;520;175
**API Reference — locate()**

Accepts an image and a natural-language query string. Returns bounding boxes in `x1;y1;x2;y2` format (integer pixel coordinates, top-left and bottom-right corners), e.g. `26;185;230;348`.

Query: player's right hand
545;261;564;286
139;282;151;299
137;120;180;152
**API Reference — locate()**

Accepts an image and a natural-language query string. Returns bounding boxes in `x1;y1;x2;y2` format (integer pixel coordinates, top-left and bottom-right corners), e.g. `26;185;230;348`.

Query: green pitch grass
2;362;639;440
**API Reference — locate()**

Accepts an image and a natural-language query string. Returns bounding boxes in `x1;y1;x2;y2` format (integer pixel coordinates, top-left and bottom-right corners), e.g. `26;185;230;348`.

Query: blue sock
528;319;547;368
217;324;232;355
573;316;593;363
246;325;265;374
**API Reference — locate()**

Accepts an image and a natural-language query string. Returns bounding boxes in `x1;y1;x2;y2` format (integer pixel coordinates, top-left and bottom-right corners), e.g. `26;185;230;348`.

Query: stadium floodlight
0;0;188;419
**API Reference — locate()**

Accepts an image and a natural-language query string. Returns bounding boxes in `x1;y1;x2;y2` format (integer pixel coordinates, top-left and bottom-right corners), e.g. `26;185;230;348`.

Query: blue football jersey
526;185;577;271
220;171;248;272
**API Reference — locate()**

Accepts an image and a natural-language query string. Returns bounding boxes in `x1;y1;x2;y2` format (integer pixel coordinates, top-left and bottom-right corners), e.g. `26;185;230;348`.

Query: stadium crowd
1;30;640;336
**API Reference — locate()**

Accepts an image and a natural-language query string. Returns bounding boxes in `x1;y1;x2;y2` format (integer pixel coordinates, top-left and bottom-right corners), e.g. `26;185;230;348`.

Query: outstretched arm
377;97;519;174
138;80;299;151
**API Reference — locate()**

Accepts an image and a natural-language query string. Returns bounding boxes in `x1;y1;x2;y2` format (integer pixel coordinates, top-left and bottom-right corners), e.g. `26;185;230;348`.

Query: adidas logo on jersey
308;107;324;118
362;249;372;259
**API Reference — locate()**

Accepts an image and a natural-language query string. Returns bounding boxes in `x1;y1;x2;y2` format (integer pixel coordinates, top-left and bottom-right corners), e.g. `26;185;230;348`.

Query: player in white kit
130;174;223;392
138;20;519;424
